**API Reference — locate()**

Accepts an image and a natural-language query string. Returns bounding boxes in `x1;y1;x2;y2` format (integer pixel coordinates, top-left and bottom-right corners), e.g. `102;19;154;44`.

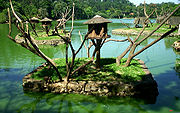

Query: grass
31;58;146;82
17;29;66;40
122;23;178;33
31;29;66;40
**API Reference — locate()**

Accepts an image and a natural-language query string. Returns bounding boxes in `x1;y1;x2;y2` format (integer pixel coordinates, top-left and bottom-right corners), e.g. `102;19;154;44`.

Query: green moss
31;58;146;82
17;29;66;41
31;29;66;40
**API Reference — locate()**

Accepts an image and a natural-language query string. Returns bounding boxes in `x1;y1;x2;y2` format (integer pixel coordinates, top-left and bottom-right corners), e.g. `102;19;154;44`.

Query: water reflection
19;92;153;113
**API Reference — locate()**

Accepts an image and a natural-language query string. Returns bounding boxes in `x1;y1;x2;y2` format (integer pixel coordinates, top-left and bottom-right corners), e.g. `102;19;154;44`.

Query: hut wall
167;17;180;25
88;23;107;38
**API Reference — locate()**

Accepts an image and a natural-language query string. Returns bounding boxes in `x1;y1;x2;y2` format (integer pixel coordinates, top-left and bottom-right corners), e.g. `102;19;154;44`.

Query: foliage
0;0;178;21
0;0;135;20
31;58;146;82
137;2;180;17
31;30;65;40
0;11;7;23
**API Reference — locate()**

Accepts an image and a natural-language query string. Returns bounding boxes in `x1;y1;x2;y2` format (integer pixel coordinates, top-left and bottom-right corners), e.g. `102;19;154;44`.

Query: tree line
0;0;179;23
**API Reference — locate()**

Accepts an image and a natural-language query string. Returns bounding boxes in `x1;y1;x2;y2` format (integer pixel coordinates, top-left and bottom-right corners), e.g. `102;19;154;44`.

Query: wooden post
45;26;49;36
178;24;180;35
96;39;101;69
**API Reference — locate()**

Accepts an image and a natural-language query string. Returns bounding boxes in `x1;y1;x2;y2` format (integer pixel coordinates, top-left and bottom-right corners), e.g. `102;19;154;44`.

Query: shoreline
112;29;179;37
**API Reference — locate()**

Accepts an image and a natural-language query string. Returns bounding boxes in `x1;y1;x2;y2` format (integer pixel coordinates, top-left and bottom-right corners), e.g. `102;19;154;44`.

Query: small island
21;15;159;98
14;16;69;46
23;58;158;98
15;29;66;46
112;17;180;37
112;23;179;37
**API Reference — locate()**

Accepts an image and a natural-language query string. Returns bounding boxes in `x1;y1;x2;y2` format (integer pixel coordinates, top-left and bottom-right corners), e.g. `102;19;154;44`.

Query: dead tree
116;8;156;65
55;6;72;34
116;5;180;67
79;31;93;58
8;0;62;81
54;3;96;82
144;0;153;27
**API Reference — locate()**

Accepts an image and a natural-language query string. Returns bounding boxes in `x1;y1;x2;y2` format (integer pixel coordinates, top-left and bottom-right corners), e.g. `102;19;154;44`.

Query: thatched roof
40;17;52;22
30;17;39;21
83;15;112;24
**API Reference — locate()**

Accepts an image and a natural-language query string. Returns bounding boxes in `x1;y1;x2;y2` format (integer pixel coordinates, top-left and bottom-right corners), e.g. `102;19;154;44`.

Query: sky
128;0;180;6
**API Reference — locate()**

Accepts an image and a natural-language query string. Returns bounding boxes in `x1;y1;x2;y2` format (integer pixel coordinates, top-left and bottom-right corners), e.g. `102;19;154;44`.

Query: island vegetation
31;58;146;82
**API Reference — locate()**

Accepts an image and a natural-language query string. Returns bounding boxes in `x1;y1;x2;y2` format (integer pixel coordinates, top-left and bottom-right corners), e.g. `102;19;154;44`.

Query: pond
0;19;180;113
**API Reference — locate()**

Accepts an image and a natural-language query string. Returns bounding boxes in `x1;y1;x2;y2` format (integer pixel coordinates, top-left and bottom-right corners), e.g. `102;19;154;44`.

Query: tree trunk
96;46;101;69
116;44;132;65
125;44;136;67
96;39;101;69
45;26;49;36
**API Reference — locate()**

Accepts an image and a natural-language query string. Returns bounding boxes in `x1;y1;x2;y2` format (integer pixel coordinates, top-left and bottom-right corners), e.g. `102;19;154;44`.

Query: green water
0;19;180;113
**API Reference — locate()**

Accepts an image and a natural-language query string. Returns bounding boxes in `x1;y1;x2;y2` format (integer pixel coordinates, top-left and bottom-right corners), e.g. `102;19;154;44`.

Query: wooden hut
83;15;112;69
166;16;180;29
40;17;52;36
30;17;39;24
166;16;180;25
40;17;52;26
83;15;112;39
157;16;180;29
30;17;39;35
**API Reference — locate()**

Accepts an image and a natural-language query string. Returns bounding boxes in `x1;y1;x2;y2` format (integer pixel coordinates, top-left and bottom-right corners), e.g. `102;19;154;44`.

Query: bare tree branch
69;3;75;36
133;26;178;57
8;8;11;36
144;0;153;26
8;0;62;81
119;19;131;28
137;5;180;45
9;0;23;27
79;31;88;50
